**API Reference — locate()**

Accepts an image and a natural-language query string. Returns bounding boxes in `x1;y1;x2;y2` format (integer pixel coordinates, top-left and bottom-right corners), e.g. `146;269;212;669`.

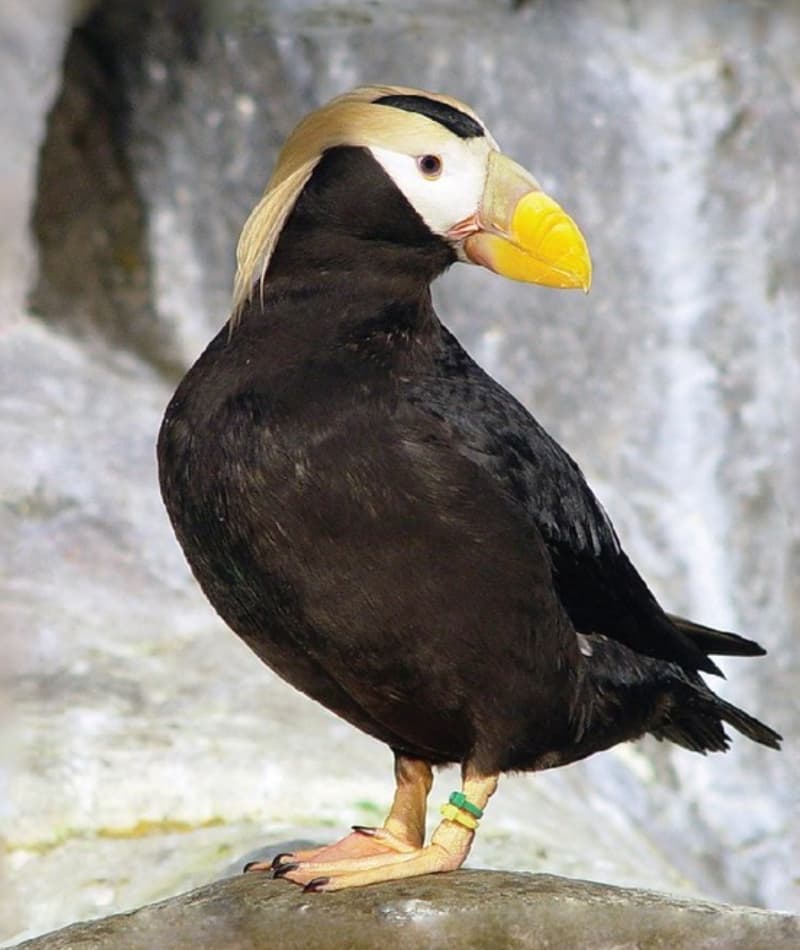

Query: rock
3;0;799;944
11;871;800;950
0;0;91;333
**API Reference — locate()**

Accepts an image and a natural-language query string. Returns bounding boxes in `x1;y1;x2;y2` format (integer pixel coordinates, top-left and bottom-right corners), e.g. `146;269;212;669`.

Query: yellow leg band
440;802;479;830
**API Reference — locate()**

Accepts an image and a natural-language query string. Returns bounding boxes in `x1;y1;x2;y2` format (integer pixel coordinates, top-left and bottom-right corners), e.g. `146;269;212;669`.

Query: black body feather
158;145;781;778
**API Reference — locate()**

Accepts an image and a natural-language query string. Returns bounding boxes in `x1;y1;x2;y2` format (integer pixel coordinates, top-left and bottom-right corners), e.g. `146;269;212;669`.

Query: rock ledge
14;870;799;949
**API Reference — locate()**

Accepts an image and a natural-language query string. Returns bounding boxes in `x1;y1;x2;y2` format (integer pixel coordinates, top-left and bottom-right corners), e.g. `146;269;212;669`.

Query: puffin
157;86;781;891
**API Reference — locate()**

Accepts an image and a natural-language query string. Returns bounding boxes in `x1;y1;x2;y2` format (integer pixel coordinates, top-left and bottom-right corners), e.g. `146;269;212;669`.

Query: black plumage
158;91;780;888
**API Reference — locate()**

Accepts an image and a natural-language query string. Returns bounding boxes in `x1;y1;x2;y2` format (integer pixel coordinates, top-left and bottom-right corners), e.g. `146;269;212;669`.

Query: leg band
447;791;484;819
440;803;479;830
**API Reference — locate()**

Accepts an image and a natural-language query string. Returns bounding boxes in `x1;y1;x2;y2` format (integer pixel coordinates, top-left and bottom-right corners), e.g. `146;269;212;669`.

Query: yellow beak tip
551;249;591;293
575;261;592;294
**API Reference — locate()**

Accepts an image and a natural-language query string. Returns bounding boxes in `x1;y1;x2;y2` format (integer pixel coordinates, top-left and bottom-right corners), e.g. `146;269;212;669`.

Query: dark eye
416;154;443;178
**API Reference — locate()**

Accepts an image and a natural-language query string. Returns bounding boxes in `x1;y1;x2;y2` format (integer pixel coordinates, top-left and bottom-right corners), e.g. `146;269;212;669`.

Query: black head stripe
374;94;485;139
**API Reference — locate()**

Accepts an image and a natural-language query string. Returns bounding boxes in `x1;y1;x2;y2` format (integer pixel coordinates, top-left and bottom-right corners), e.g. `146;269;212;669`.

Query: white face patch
368;137;494;239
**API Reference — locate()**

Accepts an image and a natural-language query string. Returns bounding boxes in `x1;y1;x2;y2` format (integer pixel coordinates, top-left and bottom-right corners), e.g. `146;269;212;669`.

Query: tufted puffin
157;86;781;891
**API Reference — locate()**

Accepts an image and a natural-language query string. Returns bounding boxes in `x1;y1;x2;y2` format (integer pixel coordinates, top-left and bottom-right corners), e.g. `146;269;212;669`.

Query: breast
158;316;584;772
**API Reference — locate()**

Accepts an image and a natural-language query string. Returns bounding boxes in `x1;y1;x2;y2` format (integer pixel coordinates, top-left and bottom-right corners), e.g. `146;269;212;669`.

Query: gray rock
3;0;798;944
0;0;90;334
11;871;800;950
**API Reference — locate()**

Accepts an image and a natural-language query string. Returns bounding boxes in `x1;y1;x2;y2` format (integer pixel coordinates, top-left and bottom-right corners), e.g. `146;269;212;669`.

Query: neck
229;251;444;386
266;231;445;309
230;145;457;357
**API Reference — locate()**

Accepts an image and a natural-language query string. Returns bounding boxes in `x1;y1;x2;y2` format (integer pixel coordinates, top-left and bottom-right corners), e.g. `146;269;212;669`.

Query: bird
157;85;782;892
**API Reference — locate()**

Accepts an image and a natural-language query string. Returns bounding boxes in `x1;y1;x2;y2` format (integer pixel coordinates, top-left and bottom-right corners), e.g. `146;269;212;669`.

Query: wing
404;325;721;675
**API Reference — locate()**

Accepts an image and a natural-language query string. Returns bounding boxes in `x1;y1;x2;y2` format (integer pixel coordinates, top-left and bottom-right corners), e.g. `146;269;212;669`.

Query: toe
278;841;464;890
352;826;417;853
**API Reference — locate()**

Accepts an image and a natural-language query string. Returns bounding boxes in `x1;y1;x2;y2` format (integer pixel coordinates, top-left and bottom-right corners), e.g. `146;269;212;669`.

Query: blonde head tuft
231;86;488;321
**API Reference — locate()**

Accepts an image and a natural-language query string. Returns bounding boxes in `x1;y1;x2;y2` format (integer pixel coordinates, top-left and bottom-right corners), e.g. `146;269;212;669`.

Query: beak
454;151;592;292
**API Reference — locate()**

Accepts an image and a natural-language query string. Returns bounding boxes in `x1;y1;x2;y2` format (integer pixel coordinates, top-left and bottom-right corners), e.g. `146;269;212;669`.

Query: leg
362;753;434;849
272;766;499;891
245;754;433;872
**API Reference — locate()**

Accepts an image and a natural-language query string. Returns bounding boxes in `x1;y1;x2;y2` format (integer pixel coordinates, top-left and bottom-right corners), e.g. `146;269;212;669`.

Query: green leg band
448;791;484;819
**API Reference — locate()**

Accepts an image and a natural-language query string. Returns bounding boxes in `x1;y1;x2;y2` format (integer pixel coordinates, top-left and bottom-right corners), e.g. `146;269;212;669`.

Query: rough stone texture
0;0;90;333
12;872;800;950
2;0;798;945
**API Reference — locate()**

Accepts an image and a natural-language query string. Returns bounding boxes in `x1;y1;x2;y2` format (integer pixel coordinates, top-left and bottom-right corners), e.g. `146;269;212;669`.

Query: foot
244;825;414;874
268;826;472;891
247;763;497;891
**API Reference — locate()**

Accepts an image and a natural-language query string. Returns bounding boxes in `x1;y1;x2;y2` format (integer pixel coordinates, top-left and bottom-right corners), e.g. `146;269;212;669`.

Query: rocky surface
2;0;798;945
12;871;800;950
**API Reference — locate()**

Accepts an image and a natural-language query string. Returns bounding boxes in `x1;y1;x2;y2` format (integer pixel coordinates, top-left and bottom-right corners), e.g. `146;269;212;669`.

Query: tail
652;687;782;754
668;614;766;658
579;630;782;756
662;615;781;750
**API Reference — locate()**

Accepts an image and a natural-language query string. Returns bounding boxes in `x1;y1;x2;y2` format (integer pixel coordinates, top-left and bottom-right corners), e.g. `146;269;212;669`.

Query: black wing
405;325;721;675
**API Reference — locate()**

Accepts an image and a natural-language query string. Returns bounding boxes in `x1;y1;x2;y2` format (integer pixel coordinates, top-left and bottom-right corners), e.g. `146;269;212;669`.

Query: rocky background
2;0;798;944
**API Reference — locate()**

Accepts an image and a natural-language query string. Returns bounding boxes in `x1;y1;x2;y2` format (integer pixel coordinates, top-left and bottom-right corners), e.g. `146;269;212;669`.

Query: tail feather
668;614;767;658
652;691;782;754
658;618;781;751
652;716;729;754
581;631;782;756
713;695;782;749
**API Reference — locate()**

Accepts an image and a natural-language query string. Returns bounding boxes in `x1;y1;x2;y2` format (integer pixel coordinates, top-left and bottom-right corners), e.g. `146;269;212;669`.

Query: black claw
303;876;330;893
242;861;262;873
273;862;300;880
270;851;294;870
351;825;377;836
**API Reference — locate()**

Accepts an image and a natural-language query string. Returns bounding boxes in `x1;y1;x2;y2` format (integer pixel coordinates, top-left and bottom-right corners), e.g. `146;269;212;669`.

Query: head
233;85;591;316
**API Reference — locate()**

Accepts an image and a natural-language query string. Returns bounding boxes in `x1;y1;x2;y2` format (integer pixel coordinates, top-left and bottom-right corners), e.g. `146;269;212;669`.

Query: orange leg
245;755;433;873
262;764;499;892
377;753;434;848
